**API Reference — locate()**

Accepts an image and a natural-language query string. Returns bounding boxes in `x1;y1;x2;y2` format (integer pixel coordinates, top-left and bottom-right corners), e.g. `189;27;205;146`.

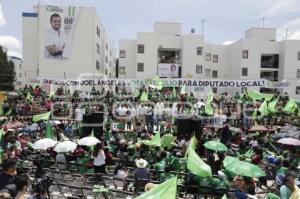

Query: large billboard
158;63;179;78
43;5;80;59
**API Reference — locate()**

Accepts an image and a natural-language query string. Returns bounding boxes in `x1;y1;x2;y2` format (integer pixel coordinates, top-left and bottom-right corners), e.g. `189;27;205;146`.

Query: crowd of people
0;84;299;199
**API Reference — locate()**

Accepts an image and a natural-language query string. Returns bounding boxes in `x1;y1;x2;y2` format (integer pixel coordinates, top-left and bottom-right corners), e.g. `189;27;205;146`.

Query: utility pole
262;17;266;28
285;28;289;40
201;19;206;37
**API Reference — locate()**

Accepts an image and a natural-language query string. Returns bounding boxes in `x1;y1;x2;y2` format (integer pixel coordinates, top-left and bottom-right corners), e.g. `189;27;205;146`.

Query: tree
0;46;16;91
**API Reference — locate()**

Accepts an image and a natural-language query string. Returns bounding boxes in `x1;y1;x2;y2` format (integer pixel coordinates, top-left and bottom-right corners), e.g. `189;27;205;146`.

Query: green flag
32;111;52;122
140;91;148;102
221;195;228;199
4;108;12;116
142;131;161;146
45;121;55;139
185;136;198;157
172;87;176;100
135;176;177;199
180;85;186;94
27;92;33;103
283;99;297;113
258;100;269;116
152;76;163;90
49;91;55;98
0;104;3;115
268;98;278;113
0;129;5;141
247;89;273;101
161;134;175;149
134;88;140;98
187;147;212;177
205;91;214;115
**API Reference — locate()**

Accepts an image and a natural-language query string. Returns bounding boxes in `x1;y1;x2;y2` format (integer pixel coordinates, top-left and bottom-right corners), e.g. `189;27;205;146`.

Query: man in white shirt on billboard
45;13;66;59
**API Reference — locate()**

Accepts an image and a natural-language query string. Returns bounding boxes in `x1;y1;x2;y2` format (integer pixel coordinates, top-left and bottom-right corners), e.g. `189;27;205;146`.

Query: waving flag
32;111;52;122
187;147;212;177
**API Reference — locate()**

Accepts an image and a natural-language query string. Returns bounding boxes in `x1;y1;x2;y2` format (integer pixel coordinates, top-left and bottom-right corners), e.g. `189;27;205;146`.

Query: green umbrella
223;156;239;167
203;141;228;152
224;160;266;177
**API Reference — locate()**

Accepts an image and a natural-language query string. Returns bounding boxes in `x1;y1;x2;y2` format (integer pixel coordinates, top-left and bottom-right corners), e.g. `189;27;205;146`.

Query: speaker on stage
81;112;104;139
176;116;193;136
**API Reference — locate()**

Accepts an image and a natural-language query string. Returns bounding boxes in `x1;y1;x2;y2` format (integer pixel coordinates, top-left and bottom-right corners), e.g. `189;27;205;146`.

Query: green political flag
45;121;55;139
0;129;5;141
185;136;198;157
258;100;269;116
180;85;186;94
283;99;297;113
268;98;278;113
172;87;176;100
152;76;163;90
134;88;140;98
205;91;214;115
0;104;3;115
4;108;12;116
27;92;33;103
247;89;262;100
187;147;212;177
161;134;175;149
140;91;148;102
221;195;228;199
142;131;161;146
49;91;55;98
32;111;52;122
135;176;177;199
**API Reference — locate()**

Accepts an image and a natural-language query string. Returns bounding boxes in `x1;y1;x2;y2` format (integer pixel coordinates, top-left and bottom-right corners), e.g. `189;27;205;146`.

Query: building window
106;43;108;50
205;69;211;77
296;86;300;95
105;56;108;63
197;47;203;55
96;26;100;38
110;50;112;56
96;43;100;54
297;69;300;78
120;50;125;58
119;66;125;74
298;52;300;60
212;70;218;78
205;53;211;61
137;63;144;72
19;73;21;78
105;69;108;75
196;65;202;74
96;61;100;70
242;50;248;59
212;55;218;63
242;67;248;76
19;64;21;69
138;44;144;53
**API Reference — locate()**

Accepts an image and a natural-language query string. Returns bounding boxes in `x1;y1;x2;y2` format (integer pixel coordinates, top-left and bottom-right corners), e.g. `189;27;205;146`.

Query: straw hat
135;158;148;168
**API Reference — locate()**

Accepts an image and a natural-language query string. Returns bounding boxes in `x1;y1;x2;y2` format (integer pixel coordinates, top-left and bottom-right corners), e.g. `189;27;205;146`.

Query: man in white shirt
153;100;165;131
137;104;146;124
45;13;66;59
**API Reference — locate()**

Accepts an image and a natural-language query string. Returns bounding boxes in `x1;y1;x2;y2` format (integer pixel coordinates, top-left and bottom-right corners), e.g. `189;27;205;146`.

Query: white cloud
277;17;300;40
263;0;300;17
222;40;235;45
0;4;6;26
0;35;22;51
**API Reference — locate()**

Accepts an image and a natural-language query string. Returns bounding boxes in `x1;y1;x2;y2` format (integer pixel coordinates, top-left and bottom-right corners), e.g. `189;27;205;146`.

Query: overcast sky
1;0;300;58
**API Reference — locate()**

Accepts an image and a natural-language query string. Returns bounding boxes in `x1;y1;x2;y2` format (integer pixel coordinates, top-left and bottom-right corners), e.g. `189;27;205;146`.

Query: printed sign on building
158;64;179;78
43;5;80;59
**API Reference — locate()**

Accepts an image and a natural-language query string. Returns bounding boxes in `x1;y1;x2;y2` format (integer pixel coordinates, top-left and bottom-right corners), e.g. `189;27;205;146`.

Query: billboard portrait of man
170;64;177;77
45;13;66;59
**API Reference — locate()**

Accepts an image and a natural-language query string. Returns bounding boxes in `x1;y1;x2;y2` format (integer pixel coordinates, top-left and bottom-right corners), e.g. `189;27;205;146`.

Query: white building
7;56;23;88
119;22;300;98
23;4;116;87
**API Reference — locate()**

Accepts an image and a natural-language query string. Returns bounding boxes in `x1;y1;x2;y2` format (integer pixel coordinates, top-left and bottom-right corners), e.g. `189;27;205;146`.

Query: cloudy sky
1;0;300;58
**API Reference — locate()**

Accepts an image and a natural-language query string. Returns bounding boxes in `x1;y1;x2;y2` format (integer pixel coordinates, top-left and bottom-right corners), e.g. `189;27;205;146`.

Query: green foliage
0;46;16;91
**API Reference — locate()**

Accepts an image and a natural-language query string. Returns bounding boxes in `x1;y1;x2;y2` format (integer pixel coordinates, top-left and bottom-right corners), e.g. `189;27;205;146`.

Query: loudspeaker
176;116;193;136
192;118;203;140
81;112;104;139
